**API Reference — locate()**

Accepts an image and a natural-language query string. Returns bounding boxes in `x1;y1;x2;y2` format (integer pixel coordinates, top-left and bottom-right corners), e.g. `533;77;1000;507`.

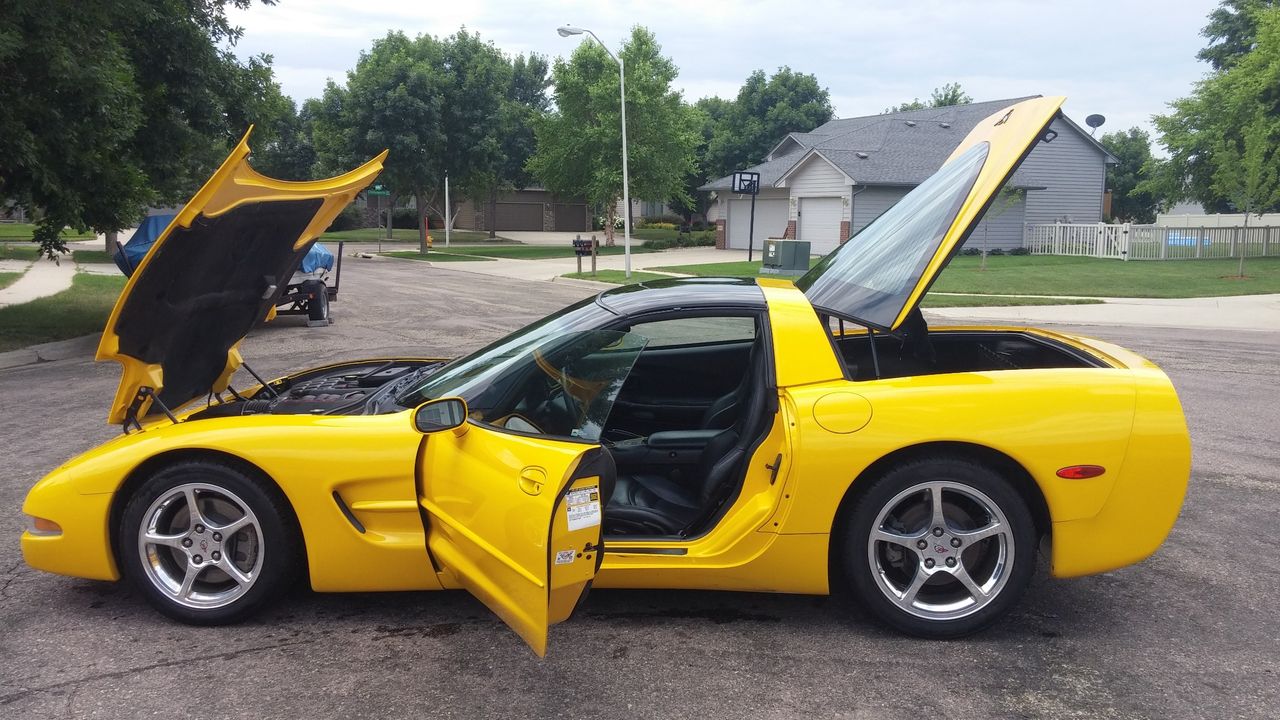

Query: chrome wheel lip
137;482;264;610
867;480;1013;622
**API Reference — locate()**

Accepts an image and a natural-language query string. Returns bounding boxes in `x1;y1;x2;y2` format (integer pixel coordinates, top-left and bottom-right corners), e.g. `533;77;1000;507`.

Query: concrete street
1;257;1277;719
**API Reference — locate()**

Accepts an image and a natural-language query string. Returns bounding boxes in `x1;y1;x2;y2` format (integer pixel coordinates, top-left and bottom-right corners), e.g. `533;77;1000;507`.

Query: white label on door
565;484;601;532
554;549;576;565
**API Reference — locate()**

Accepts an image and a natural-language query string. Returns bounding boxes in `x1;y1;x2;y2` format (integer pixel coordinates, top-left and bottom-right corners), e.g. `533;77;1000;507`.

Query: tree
1211;111;1280;277
483;54;551;238
669;96;731;222
1198;0;1280;70
886;83;974;113
1146;4;1280;211
528;27;699;246
702;68;833;180
0;0;284;257
1100;128;1161;223
312;29;511;252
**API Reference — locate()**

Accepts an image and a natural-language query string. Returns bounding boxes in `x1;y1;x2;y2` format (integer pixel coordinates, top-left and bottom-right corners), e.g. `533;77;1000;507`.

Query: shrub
392;208;418;229
327;206;364;232
960;247;981;256
642;222;678;231
988;248;1006;256
1009;247;1030;256
642;230;715;250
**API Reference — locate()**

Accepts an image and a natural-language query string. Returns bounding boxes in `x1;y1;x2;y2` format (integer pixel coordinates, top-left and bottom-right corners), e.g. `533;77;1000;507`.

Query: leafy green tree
669;96;732;222
313;29;511;252
528;27;699;246
886;83;974;113
702;68;833;180
481;54;551;238
1211;111;1280;276
0;0;284;257
1146;4;1280;211
1100;128;1161;223
1198;0;1280;69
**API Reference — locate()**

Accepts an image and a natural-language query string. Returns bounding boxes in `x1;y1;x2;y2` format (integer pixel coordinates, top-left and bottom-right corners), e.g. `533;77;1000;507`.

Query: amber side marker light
27;516;62;536
1056;465;1106;480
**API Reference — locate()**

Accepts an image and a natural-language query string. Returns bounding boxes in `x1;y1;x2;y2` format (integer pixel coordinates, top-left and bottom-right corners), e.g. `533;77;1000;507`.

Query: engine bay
187;359;444;420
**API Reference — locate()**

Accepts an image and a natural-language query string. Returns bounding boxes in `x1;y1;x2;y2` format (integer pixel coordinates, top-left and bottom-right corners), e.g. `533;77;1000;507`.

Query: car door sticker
554;549;576;565
565;484;601;532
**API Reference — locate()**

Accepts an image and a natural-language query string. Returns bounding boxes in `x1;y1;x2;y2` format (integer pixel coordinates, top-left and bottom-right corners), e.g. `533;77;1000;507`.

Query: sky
227;0;1221;147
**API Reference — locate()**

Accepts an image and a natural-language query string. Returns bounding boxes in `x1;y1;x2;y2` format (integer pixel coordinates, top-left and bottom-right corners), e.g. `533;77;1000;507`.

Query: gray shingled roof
701;96;1111;191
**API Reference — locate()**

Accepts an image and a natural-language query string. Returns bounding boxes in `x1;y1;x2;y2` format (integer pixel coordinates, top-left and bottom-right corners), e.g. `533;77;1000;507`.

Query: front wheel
840;457;1036;638
118;460;301;625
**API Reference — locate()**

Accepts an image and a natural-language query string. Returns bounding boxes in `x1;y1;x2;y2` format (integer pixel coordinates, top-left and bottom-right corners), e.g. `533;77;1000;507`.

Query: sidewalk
926;293;1280;331
0;256;75;308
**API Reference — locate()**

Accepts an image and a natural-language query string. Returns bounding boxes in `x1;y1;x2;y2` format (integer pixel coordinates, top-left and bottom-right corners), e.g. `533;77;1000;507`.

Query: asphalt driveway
1;256;1276;719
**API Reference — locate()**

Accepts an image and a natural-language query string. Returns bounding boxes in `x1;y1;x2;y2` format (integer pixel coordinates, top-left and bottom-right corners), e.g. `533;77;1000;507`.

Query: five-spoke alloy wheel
841;456;1036;638
120;460;300;625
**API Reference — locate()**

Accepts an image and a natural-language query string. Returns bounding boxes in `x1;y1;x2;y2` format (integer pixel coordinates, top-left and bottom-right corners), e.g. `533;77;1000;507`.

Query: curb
0;334;99;371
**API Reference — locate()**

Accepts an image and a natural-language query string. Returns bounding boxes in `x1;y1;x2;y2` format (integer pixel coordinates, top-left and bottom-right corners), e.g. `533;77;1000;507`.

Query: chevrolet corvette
21;97;1191;656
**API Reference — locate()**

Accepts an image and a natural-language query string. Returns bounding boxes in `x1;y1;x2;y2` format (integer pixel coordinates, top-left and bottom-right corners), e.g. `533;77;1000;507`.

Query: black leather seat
605;340;767;536
698;341;759;430
604;428;741;535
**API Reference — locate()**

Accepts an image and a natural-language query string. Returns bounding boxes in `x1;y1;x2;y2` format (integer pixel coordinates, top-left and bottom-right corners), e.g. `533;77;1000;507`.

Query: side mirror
413;397;468;436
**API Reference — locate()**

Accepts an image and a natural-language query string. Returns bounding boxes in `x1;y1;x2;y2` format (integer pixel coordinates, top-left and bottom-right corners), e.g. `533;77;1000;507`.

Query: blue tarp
301;241;334;273
113;214;176;276
114;213;335;277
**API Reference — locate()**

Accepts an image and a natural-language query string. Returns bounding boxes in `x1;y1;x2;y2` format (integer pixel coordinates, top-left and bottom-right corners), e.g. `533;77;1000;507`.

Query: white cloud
227;0;1220;141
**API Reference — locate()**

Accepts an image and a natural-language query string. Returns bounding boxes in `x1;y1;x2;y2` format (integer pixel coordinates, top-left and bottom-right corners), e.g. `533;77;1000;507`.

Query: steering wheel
532;347;608;411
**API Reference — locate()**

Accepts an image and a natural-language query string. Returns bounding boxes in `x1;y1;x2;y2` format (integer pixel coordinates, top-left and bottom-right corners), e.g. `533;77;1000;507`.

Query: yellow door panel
417;423;607;656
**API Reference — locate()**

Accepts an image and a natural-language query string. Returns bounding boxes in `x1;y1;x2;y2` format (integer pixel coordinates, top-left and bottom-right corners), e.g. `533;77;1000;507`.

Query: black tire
302;279;329;326
118;460;301;625
839;456;1036;638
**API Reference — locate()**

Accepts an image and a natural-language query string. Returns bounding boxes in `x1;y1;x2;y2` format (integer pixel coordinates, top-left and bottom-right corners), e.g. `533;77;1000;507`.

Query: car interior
599;313;775;539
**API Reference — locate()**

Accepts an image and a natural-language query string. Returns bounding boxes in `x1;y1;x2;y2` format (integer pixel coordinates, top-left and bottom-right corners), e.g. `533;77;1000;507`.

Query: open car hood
796;96;1065;332
98;129;386;425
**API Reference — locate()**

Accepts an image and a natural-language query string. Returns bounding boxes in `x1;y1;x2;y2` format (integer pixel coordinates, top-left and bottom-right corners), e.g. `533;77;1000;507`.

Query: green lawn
0;223;94;240
72;249;114;264
933;255;1280;297
321;228;512;243
382;251;496;262
921;294;1103;308
419;244;661;260
0;273;126;352
0;244;41;261
561;270;673;284
0;271;21;291
653;255;1280;298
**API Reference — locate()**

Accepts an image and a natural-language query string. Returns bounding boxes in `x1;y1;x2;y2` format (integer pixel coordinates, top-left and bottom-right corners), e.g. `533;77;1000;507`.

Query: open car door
413;330;646;656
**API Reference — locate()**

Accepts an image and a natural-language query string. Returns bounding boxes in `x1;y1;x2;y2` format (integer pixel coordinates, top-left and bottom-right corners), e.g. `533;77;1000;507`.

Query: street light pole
557;25;631;278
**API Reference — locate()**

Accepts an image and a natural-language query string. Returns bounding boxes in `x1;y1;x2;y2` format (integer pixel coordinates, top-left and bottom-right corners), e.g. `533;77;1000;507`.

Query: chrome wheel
137;482;264;610
866;480;1012;621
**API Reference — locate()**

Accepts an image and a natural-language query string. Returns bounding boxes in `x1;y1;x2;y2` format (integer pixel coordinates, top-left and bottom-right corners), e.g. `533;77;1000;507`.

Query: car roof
595;277;767;316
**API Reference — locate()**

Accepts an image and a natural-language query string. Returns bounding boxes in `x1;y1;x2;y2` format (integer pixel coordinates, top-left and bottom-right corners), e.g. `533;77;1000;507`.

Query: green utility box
761;239;811;275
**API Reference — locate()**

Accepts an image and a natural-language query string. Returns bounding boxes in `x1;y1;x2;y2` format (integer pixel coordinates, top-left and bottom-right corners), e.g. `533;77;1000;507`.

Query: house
701;97;1118;255
451;188;591;232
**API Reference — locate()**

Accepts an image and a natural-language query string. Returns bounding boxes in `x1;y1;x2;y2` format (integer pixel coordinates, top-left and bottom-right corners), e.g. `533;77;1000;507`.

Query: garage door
798;197;843;255
727;198;788;250
495;202;543;231
553;203;588;232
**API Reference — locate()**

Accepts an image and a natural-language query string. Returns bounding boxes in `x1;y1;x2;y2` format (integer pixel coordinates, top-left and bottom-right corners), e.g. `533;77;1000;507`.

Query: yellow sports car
21;97;1190;656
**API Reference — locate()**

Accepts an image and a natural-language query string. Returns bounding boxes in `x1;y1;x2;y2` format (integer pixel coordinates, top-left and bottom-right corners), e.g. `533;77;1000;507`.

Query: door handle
518;467;546;495
765;453;783;485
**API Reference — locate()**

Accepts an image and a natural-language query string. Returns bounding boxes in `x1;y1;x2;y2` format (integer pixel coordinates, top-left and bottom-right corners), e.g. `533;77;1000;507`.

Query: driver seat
604;343;767;536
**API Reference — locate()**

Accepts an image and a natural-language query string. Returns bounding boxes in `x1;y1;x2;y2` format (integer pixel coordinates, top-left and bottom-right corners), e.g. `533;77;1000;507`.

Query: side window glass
630;316;756;348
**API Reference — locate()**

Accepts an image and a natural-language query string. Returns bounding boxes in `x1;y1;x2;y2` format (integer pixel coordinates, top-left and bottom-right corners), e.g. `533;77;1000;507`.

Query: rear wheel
840;456;1036;638
119;460;300;625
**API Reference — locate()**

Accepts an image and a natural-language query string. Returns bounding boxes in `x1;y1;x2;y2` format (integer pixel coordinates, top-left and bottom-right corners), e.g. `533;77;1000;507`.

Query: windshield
396;297;642;443
796;141;990;330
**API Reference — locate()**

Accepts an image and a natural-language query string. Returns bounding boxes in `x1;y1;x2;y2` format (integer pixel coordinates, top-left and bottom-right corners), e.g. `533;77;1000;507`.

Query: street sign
368;183;390;197
731;171;760;195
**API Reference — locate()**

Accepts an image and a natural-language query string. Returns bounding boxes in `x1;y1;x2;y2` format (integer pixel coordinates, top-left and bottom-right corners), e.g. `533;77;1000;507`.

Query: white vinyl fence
1024;222;1280;260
